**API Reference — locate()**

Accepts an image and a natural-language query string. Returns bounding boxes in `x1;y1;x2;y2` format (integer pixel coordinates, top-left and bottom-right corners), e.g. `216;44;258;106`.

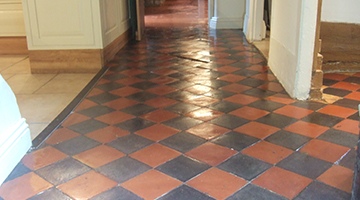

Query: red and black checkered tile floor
1;27;359;200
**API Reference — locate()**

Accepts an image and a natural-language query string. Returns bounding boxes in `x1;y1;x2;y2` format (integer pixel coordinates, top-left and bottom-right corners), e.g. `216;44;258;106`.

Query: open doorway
143;0;208;29
252;0;271;60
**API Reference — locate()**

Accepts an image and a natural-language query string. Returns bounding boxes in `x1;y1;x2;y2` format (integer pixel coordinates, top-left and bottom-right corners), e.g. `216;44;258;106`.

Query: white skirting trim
210;17;244;29
0;118;31;186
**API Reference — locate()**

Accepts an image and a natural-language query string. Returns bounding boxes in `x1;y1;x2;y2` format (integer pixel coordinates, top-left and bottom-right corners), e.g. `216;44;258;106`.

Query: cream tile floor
0;55;96;140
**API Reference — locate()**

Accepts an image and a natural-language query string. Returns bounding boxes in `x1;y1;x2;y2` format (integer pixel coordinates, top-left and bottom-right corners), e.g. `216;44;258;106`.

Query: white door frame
243;0;264;42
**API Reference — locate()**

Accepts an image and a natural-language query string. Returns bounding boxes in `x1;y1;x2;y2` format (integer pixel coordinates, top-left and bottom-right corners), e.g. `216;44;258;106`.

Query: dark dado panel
321;22;360;72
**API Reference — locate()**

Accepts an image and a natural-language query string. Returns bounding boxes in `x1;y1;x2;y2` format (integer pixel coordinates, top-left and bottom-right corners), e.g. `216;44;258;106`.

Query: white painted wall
0;75;31;186
209;0;246;29
0;0;26;36
100;0;130;47
268;0;318;99
322;0;360;24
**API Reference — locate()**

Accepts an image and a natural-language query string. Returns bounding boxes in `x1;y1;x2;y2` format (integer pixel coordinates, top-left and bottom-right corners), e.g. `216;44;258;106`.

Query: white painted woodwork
209;0;246;29
100;0;130;47
0;75;31;186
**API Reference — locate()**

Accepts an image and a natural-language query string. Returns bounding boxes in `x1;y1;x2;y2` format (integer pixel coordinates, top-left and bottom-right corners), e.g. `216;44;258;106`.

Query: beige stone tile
1;73;14;80
1;58;31;74
0;55;28;72
16;93;77;123
6;74;57;94
35;74;95;94
28;123;49;140
53;73;96;81
253;39;270;60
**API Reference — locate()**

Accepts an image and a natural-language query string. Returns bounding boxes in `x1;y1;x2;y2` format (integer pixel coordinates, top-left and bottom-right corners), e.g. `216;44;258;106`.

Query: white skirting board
0;118;31;186
210;17;244;29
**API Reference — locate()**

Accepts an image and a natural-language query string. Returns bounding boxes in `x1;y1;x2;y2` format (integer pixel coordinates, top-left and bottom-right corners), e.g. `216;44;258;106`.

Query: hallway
0;0;359;199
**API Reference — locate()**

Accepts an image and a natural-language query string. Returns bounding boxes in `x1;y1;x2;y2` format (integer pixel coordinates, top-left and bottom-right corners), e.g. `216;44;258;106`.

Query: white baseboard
0;118;31;186
210;17;244;29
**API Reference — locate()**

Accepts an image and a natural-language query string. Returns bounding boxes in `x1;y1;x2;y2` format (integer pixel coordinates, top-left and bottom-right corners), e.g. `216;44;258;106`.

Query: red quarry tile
73;145;125;168
208;47;228;51
144;97;179;108
96;79;110;85
121;170;182;200
284;121;329;138
299;139;351;163
241;141;293;164
332;82;360;91
95;111;135;125
153;68;177;75
318;105;357;118
103;98;138;110
116;77;144;85
135;124;180;141
185;108;224;121
333;119;359;135
252;167;312;199
213;52;231;58
187;168;247;200
234;122;280;139
345;91;360;101
317;165;354;193
213;59;237;65
127;55;149;61
0;172;53;200
185;143;237;166
150;76;177;85
224;94;260;105
184;85;213;95
220;83;252;93
140;110;179;123
214;66;240;73
231;46;247;51
22;146;68;170
273;105;313;119
251;73;276;81
246;65;269;72
184;96;219;107
86;88;105;97
240;58;264;64
74;99;98;111
130;144;181;167
57;171;118;200
85;128;118;143
323;73;349;81
146;85;178;95
120;69;147;76
217;74;246;83
62;113;91;127
186;123;230;140
155;61;174;68
258;82;284;92
125;62;147;68
266;94;296;104
109;87;142;97
236;51;257;57
155;54;176;60
229;107;269;120
45;128;81;145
